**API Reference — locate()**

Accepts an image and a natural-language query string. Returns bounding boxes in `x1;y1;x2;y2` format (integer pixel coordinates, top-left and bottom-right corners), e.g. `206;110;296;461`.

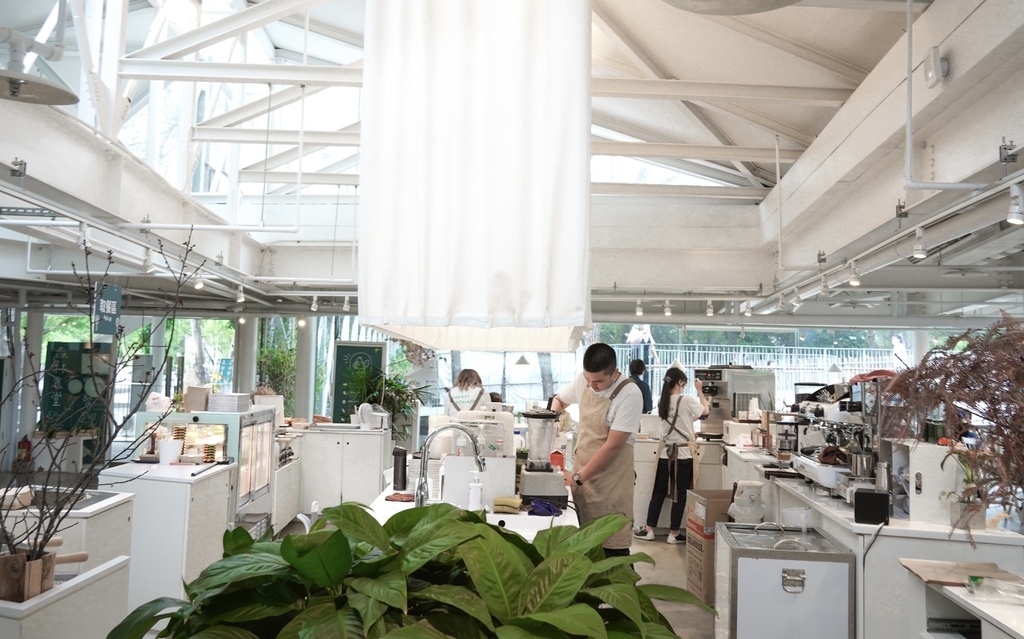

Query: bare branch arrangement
881;312;1024;525
1;235;204;576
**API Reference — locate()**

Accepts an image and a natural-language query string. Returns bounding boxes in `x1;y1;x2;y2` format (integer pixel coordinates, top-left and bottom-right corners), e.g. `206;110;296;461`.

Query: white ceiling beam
119;59;361;85
200;84;326;128
702;15;868;88
592;142;802;162
700;102;818;147
268;153;360;195
238;171;359;185
591;183;770;199
192;127;359;145
243;122;361;172
592;77;853;106
591;0;766;187
126;0;327;60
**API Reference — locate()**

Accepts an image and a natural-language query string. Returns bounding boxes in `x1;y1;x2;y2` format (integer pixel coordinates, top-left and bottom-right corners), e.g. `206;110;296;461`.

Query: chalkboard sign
39;341;113;438
331;341;386;423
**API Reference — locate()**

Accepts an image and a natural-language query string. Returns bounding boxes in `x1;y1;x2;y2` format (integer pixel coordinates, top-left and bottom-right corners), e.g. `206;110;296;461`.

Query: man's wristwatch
572;472;583;486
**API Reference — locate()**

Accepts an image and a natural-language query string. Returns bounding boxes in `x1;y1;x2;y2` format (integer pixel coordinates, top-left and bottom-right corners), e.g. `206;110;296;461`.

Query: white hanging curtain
358;0;592;353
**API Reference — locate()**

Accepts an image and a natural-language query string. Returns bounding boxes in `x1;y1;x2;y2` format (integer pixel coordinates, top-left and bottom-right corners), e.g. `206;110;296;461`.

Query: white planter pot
0;556;130;639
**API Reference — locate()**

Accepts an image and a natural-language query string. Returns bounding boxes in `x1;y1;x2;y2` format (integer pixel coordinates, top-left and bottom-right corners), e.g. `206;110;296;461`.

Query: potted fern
108;503;713;638
341;363;429;440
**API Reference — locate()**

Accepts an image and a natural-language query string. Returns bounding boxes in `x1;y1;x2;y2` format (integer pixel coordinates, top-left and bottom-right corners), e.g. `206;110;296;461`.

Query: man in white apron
550;343;643;557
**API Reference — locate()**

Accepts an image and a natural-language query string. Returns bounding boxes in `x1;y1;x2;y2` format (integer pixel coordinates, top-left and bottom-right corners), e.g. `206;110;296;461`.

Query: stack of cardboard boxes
685;489;733;606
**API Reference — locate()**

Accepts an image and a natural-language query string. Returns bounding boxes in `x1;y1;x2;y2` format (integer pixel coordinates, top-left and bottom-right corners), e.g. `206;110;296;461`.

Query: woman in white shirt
634;366;709;544
445;369;487;420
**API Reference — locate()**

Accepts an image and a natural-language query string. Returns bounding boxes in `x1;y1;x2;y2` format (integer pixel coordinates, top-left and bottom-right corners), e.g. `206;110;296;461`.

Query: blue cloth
631;374;653;414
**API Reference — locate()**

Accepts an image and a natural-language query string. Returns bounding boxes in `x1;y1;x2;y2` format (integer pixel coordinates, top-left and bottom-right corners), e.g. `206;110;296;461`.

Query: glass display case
131;407;275;510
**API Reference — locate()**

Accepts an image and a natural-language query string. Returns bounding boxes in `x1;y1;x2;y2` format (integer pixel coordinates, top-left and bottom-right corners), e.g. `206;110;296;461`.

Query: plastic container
964;576;1024;604
467;471;483;511
781;507;813;534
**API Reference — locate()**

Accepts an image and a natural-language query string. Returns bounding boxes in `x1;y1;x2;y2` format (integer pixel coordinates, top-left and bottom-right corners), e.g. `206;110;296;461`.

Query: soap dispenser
468;471;484;511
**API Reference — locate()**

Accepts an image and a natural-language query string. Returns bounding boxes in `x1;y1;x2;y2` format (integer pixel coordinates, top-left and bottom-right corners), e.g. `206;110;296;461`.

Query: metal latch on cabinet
781;568;805;594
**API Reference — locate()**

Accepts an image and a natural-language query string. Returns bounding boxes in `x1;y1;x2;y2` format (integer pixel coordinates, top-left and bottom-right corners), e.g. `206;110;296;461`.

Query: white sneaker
633;528;655;541
666;533;685;544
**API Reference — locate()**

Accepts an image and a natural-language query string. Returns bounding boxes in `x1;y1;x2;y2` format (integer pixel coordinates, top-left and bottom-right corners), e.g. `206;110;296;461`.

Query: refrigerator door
736;556;851;638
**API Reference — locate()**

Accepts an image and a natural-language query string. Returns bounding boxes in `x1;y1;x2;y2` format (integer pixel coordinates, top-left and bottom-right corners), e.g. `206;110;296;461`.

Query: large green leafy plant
108;503;712;638
342;363;429;439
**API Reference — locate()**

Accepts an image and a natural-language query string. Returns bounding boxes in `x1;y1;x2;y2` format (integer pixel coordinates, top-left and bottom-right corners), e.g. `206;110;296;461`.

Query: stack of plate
208;393;252;412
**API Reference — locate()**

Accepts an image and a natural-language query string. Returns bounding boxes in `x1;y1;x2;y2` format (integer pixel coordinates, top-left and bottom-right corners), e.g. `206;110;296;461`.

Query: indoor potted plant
341;363;429;440
108;503;714;638
882;313;1024;532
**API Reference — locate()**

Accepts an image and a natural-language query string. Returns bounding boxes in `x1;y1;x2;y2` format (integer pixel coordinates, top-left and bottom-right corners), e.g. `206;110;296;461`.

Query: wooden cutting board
900;558;1024;586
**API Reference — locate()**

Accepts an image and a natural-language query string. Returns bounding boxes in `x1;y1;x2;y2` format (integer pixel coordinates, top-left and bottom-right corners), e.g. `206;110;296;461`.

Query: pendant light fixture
194;273;205;290
1008;184;1024;225
236;285;245;304
849;262;861;286
705;300;714;317
635;299;643;317
310;295;319;312
663;300;672;317
912;227;928;259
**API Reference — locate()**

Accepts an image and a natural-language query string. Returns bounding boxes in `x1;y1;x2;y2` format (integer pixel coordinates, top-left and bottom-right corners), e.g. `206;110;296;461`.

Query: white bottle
468;471;483;511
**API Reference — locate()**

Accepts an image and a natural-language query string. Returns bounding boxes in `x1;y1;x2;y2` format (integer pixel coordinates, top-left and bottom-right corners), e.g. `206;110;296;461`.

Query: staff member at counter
444;369;487;420
551;343;643;557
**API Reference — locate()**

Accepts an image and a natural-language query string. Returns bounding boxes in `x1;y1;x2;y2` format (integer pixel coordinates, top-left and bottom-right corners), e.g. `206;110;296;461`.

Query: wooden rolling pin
54;552;88;565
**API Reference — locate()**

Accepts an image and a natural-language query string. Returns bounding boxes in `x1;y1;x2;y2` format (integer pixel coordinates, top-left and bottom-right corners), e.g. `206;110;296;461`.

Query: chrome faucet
415;424;487;508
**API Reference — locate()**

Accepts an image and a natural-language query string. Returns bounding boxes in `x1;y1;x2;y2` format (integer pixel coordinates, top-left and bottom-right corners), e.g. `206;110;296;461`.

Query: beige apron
447;388;484;412
572;377;636;550
656;395;697;502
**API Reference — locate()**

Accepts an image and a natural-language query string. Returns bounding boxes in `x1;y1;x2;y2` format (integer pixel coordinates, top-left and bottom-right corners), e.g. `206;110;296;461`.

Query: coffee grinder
518;410;569;507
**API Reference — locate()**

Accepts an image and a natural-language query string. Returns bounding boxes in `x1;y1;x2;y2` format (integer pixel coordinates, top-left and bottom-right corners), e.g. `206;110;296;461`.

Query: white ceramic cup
158;439;181;464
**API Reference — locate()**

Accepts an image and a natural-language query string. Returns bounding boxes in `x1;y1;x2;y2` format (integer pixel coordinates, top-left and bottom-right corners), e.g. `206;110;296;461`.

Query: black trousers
645;457;694;531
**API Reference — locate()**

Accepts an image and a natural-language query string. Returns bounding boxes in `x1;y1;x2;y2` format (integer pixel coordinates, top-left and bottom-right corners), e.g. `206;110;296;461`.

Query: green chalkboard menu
39;341;113;438
331;341;386;423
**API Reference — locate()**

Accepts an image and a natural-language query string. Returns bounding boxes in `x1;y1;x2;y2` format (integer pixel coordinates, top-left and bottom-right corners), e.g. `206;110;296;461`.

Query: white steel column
233;317;257;394
150;318;167;395
293;318;316;420
913;329;930;366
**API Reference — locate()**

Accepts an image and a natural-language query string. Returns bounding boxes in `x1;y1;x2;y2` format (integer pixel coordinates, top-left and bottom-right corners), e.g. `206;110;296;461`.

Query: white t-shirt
659;395;702;459
445;386;487;420
556;373;643;442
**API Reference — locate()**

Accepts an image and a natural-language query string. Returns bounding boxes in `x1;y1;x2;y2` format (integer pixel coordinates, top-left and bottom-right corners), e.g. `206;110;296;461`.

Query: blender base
520;469;569;508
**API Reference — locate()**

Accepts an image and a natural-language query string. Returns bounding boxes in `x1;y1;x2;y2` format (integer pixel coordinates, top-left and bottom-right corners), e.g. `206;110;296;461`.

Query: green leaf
201;582;304;623
637;583;716;616
582;585;647;638
277;603;363;639
323;503;393;551
348;592;388;635
105;597;188;639
281;529;353;589
400;518;481;575
589;553;654;575
222;527;255;556
349;567;408;610
561;514;629;556
636;590;671;630
380;618;451;639
531;526;578;559
515;603;608;639
351;549;400;578
385;503;462;539
411;584;495;631
459;535;529;625
496;625;571;639
189;552;293;594
189;627;262;639
641;621;680;639
517;550;592;615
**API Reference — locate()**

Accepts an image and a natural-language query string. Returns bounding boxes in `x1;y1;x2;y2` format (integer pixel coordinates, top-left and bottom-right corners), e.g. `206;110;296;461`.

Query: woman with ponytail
634;366;709;543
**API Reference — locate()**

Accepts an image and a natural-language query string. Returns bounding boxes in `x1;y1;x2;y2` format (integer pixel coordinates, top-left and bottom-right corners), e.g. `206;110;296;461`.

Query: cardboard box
685;489;733;606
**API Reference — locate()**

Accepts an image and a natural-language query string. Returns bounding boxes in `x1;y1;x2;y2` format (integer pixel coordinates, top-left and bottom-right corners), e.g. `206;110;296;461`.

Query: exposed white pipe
775;134;783;278
0;219;78;227
117;222;299;232
904;0;985;192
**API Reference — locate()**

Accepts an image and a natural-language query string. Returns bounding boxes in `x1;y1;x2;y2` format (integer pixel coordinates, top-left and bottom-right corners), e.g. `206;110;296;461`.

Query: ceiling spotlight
342;295;351;312
297;317;307;328
1008;184;1024;225
635;300;643;317
141;249;157;274
238;316;246;325
310;295;319;312
739;327;746;339
705;300;714;317
849;262;861;287
744;302;752;317
236;285;245;304
912;227;928;259
194;273;205;290
820;277;830;296
790;292;802;309
663;300;672;317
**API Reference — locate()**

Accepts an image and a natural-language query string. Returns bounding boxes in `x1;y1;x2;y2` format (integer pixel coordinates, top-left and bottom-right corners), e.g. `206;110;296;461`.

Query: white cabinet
290;429;390;510
98;462;234;611
634;440;723;529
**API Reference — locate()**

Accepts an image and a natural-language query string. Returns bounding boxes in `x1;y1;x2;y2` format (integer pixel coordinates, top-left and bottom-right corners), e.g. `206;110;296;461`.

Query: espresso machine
518;410;568;507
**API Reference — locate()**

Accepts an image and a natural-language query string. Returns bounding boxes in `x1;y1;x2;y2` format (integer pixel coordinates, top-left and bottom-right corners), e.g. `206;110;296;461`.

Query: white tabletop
98;461;235;485
932;583;1024;639
775;478;1024;543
